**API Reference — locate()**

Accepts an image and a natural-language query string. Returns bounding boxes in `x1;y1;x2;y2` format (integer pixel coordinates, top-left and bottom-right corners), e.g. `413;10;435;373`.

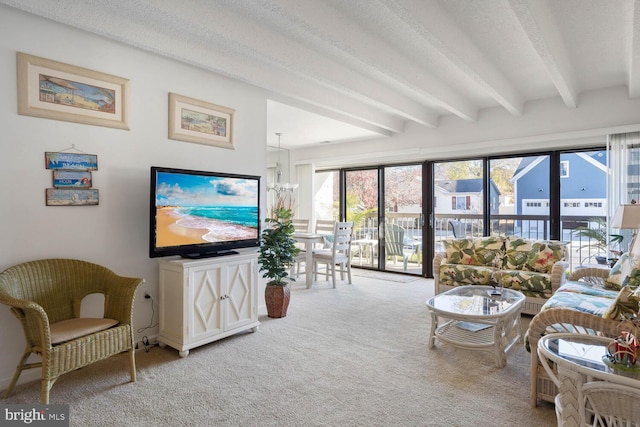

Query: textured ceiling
4;0;639;150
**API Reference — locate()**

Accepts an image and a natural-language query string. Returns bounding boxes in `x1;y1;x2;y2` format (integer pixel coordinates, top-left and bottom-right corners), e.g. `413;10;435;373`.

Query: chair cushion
556;281;619;299
50;318;119;345
540;291;614;317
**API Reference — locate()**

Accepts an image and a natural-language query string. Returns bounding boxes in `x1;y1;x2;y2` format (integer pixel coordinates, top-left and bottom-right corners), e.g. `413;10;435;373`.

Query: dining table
292;232;325;288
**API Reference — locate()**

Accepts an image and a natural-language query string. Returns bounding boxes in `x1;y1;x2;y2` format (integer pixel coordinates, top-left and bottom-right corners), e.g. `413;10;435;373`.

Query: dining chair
312;221;354;288
292;218;310;233
291;219;310;278
315;219;336;248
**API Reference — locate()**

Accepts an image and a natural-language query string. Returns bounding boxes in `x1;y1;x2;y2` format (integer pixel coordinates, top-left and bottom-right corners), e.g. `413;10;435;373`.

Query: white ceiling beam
143;0;438;127
385;0;525;116
5;0;406;133
508;0;578;109
628;0;640;98
268;0;479;122
266;95;394;139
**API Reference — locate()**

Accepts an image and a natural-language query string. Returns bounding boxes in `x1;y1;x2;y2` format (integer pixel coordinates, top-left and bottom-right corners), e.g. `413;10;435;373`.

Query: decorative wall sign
52;170;92;188
46;189;99;206
45;152;98;170
17;52;129;130
168;92;234;149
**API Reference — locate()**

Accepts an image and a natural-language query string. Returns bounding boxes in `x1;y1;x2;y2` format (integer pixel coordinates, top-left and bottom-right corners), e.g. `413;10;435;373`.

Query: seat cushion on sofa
442;236;504;267
540;291;615;317
605;253;640;291
438;263;497;286
496;270;554;298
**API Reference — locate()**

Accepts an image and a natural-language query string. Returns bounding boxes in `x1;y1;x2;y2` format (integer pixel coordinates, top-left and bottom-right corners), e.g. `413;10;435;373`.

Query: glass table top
426;286;524;317
540;334;640;381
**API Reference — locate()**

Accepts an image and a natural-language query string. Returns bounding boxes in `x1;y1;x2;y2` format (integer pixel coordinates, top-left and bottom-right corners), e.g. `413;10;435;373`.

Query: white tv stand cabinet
157;251;260;357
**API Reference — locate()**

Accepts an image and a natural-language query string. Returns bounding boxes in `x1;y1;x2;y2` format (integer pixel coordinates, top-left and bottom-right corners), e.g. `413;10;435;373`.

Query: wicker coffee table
426;285;525;368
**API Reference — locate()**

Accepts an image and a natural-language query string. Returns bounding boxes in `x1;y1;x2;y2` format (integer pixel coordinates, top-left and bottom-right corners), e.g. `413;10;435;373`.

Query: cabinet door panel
226;259;255;330
191;267;224;337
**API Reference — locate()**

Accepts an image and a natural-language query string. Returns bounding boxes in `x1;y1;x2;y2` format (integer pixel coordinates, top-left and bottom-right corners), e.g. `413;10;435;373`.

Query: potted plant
573;217;623;266
258;207;300;318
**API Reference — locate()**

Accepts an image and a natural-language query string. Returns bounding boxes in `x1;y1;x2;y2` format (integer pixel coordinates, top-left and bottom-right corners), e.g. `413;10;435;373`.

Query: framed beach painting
168;93;234;149
17;52;129;130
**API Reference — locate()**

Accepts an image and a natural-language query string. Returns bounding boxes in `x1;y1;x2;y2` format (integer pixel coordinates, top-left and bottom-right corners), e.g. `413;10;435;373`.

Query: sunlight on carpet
351;268;421;283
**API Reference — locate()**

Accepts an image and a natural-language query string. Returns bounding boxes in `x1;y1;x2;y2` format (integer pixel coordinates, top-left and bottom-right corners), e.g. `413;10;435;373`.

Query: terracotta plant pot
265;283;290;318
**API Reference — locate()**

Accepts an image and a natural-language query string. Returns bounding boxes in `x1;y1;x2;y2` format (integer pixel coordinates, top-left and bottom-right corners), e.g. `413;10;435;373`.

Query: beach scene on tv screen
155;172;258;248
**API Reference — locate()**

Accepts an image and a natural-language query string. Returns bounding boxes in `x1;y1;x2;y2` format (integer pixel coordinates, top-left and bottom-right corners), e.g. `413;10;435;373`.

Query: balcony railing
433;214;611;270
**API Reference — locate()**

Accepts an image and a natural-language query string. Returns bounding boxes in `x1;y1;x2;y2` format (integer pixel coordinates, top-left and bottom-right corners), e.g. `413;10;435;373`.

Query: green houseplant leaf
258;207;300;286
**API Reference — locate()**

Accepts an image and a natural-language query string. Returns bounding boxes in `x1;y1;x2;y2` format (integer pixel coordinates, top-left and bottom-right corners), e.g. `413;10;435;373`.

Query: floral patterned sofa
433;236;569;315
526;253;640;406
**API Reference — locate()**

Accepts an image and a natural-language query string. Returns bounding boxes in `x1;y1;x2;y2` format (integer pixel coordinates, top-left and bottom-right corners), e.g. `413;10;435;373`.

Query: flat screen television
149;166;260;259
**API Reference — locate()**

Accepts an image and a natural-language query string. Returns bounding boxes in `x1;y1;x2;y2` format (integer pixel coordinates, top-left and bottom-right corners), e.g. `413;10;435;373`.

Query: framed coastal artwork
17;52;129;130
168;92;234;149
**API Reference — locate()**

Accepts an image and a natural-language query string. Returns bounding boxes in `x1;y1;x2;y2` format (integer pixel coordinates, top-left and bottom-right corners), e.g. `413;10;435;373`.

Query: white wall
0;7;267;388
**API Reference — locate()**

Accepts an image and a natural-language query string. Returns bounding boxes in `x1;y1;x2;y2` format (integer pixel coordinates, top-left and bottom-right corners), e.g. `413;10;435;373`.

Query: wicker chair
582;381;640;426
527;267;621;407
0;259;143;404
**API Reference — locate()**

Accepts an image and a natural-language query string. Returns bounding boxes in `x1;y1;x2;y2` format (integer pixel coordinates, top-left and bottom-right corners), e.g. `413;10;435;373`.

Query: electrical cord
136;293;159;352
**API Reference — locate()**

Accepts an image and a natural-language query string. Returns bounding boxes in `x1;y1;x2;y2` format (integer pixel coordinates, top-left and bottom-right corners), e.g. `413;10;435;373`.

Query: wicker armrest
433;252;445;288
527;307;621;351
104;275;144;324
569;267;610;287
550;261;570;293
569;267;610;281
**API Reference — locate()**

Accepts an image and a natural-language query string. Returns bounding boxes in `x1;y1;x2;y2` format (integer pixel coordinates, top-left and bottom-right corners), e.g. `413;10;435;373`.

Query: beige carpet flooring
2;275;556;426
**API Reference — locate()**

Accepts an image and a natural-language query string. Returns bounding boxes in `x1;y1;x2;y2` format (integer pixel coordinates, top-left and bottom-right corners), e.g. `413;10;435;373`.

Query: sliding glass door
345;169;379;269
383;165;422;274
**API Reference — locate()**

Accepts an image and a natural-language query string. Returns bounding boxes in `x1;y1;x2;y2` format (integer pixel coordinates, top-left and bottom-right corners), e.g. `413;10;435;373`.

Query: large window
313;144;621;277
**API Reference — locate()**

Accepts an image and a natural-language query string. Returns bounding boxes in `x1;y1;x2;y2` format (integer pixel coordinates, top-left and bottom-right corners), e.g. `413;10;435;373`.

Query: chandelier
267;132;298;214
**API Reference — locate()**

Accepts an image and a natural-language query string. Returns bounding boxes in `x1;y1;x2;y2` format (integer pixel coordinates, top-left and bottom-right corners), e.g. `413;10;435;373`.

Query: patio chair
449;220;464;238
0;258;143;404
312;221;354;288
385;223;410;270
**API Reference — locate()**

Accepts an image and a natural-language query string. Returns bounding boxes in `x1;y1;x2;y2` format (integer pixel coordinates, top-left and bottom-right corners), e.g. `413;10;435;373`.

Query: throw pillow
443;236;504;267
524;241;566;273
605;253;640;291
603;284;640;321
503;236;533;270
